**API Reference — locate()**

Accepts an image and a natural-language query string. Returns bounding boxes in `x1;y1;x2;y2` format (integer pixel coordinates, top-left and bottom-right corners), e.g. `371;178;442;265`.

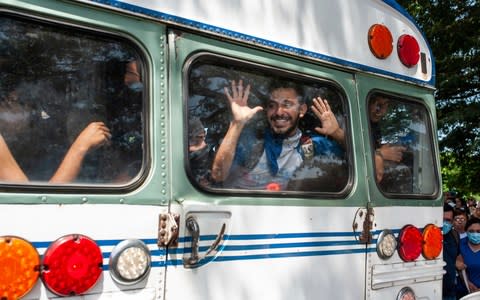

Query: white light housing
376;229;397;259
397;287;416;300
109;239;151;285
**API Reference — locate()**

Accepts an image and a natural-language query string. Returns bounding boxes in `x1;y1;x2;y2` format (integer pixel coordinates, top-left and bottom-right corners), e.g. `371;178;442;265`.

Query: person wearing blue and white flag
211;79;345;190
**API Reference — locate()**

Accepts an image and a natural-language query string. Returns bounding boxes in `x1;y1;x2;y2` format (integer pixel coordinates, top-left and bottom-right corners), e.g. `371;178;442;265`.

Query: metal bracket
353;207;374;244
158;213;179;247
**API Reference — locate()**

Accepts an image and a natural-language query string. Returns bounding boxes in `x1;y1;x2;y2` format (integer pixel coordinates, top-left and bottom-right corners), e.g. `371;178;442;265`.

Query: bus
0;0;443;299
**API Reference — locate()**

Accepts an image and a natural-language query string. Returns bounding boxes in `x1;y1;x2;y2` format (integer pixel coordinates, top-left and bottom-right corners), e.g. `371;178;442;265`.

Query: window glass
368;93;437;195
0;15;144;185
186;55;349;193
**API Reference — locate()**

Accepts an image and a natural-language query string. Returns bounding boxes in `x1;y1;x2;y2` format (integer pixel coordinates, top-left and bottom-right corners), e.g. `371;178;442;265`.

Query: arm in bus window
49;122;111;184
211;80;263;182
311;97;345;147
369;95;407;182
0;134;28;182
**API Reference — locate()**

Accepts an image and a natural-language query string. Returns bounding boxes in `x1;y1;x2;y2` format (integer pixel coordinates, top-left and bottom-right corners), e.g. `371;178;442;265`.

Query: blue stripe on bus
172;239;362;255
30;231;379;270
165;247;375;267
89;0;435;87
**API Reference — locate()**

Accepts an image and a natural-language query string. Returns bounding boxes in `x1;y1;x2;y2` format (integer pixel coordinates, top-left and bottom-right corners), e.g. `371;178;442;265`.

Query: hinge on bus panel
352;207;375;244
158;213;180;247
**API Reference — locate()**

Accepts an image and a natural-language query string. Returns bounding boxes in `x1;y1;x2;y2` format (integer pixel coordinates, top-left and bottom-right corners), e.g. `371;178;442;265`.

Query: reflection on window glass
186;56;349;193
0;15;144;185
368;93;437;195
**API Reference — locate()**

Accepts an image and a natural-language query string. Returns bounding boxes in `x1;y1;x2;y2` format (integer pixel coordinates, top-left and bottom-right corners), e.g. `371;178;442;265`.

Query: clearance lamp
422;224;443;260
41;234;103;296
0;236;40;299
397;34;420;67
397;225;423;262
368;24;393;59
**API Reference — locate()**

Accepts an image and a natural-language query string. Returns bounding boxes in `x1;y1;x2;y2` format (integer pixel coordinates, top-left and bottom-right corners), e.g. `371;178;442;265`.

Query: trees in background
398;0;480;195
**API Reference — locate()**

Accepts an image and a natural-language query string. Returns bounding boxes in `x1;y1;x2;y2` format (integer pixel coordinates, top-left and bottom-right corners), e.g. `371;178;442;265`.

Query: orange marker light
368;24;393;59
0;236;40;300
422;224;443;259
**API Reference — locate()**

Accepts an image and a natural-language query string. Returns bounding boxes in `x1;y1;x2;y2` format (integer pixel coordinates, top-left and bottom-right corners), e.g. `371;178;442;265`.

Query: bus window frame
0;10;151;193
183;51;354;198
366;90;440;199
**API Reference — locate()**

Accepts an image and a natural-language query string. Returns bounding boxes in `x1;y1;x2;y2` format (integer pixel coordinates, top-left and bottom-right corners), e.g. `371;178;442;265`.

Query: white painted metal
167;205;367;300
0;204;167;300
105;0;433;85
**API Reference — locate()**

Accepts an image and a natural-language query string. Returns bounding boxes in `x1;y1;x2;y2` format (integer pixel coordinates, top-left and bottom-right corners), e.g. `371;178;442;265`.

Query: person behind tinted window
211;79;345;190
456;217;480;295
369;95;407;183
98;59;143;183
0;88;111;183
188;117;213;186
443;203;459;300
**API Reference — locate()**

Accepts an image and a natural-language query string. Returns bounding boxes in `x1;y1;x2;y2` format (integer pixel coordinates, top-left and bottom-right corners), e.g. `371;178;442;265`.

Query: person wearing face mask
456;217;480;295
443;203;459;300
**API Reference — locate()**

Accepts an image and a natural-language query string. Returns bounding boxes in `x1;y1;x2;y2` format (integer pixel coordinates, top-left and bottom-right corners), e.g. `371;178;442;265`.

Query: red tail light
422;224;443;259
397;34;420;67
398;225;422;261
41;234;103;296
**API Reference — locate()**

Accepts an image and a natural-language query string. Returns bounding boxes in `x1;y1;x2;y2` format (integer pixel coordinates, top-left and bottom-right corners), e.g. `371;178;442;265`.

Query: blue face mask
467;232;480;245
443;221;453;235
128;81;143;93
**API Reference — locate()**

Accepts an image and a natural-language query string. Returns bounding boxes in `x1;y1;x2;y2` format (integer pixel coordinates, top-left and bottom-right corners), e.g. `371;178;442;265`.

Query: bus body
0;0;443;299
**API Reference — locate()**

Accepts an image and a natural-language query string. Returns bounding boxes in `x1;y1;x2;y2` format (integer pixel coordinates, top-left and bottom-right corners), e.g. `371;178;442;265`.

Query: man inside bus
211;79;345;190
369;94;407;183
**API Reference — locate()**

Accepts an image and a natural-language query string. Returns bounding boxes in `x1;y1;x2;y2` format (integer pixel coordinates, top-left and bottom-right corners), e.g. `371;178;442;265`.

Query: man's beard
269;115;300;139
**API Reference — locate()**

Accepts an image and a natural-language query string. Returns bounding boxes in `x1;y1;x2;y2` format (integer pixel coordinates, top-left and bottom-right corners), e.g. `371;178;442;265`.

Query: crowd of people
443;191;480;300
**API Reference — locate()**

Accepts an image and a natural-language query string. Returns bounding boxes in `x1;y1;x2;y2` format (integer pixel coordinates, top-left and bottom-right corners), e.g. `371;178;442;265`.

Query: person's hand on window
223;79;262;125
311;97;344;146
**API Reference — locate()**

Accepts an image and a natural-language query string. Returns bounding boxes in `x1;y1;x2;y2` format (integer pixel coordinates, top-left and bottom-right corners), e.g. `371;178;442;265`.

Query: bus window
0;15;145;185
186;55;349;194
368;93;438;195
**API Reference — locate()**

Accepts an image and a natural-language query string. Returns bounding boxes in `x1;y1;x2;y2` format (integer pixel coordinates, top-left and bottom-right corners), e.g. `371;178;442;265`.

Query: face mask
128;81;143;93
442;221;453;235
467;232;480;245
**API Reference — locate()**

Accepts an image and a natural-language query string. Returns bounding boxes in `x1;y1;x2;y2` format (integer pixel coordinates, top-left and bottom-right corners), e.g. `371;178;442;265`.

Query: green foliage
398;0;480;195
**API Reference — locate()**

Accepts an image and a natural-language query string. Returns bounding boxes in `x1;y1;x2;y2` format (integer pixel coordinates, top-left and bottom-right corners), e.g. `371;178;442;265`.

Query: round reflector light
376;229;397;259
0;236;40;299
398;225;422;262
368;24;393;59
397;34;420;67
41;234;103;296
422;224;443;260
397;286;416;300
109;239;151;285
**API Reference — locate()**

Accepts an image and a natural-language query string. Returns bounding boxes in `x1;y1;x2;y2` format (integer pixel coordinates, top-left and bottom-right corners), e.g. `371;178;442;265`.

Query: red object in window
42;234;103;296
266;182;281;191
397;34;420;67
